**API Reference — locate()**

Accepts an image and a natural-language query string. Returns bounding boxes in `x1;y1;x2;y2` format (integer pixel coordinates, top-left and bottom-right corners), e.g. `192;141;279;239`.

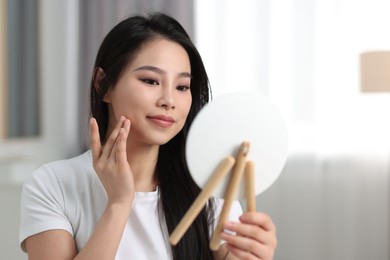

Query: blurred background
0;0;389;259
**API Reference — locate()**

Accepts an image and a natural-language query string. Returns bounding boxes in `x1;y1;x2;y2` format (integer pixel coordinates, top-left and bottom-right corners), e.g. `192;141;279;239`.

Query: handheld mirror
186;91;288;198
169;91;288;248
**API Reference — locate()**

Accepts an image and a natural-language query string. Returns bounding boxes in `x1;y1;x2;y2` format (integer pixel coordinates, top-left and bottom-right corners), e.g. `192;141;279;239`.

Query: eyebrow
133;65;192;79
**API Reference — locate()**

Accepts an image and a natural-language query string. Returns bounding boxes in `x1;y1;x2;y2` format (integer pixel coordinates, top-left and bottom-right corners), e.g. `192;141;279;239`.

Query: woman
19;13;277;260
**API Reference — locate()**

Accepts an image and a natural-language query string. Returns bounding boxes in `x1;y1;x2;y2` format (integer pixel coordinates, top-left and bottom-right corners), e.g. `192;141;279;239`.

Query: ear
93;67;111;103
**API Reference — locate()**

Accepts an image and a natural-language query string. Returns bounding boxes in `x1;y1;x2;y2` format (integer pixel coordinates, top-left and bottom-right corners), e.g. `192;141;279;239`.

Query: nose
157;86;175;110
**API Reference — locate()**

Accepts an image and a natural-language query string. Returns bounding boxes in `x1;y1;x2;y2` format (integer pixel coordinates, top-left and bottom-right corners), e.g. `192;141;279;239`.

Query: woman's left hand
220;212;277;260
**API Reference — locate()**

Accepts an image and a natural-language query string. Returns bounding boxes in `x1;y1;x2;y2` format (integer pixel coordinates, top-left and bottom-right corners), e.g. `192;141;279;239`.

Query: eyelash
177;85;190;92
140;78;190;92
141;78;159;85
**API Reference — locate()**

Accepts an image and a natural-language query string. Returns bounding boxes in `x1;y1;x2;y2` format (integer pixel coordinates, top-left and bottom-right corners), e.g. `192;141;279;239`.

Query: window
0;1;80;180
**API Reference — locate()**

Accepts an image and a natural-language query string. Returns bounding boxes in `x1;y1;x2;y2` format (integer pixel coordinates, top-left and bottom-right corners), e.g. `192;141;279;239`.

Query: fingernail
224;221;234;228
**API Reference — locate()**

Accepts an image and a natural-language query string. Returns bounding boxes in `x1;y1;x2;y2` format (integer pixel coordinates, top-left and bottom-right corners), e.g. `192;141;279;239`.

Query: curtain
6;0;39;137
257;154;389;260
195;0;390;259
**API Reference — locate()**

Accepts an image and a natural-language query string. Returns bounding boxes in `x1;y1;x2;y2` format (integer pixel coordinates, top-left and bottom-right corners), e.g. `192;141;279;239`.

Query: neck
126;140;159;192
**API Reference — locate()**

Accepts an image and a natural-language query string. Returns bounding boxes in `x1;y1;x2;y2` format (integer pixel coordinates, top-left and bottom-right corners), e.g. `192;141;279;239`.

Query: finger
227;240;273;259
226;243;257;260
101;116;126;160
224;221;271;245
108;118;130;162
116;119;130;163
222;232;271;259
240;212;276;232
90;118;102;161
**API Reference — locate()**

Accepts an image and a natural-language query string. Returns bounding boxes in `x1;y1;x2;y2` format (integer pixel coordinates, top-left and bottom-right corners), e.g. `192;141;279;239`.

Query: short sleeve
19;165;73;252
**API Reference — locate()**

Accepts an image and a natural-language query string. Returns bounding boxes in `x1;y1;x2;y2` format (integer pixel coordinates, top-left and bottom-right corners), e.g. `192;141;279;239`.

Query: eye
141;78;159;85
177;85;190;92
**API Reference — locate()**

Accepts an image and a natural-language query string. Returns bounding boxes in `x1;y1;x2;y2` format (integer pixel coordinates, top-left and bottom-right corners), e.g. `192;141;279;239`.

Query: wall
0;0;79;258
256;154;389;260
0;182;27;259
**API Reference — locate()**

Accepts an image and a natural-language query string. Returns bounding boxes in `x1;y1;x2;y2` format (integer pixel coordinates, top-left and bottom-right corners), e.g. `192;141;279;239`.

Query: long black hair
90;12;215;259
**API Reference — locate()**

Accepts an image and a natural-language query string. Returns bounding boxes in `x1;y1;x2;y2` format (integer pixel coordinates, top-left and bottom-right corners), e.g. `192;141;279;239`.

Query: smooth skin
24;39;277;260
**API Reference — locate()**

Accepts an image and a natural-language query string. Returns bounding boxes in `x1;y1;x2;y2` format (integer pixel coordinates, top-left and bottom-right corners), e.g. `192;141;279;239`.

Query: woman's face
104;38;192;146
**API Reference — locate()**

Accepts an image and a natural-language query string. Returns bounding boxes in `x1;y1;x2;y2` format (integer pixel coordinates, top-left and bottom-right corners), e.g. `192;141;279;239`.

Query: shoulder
38;150;92;175
22;150;96;197
19;151;96;249
27;150;93;184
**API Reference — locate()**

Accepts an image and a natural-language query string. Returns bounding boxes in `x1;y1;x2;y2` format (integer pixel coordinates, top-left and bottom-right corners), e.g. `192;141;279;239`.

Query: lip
147;115;176;127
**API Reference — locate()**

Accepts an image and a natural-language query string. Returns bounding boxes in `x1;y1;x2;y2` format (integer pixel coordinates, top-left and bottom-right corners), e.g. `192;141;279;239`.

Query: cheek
183;96;192;117
109;94;136;124
111;95;129;117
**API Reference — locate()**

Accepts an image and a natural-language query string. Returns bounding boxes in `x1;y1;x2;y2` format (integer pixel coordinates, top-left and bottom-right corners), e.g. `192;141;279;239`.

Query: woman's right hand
90;116;135;207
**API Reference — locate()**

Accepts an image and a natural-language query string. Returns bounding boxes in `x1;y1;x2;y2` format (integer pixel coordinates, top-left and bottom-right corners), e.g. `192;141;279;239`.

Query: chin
150;132;181;146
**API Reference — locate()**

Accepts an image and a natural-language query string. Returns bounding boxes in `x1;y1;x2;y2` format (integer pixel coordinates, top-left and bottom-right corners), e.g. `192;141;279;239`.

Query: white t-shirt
19;150;243;259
